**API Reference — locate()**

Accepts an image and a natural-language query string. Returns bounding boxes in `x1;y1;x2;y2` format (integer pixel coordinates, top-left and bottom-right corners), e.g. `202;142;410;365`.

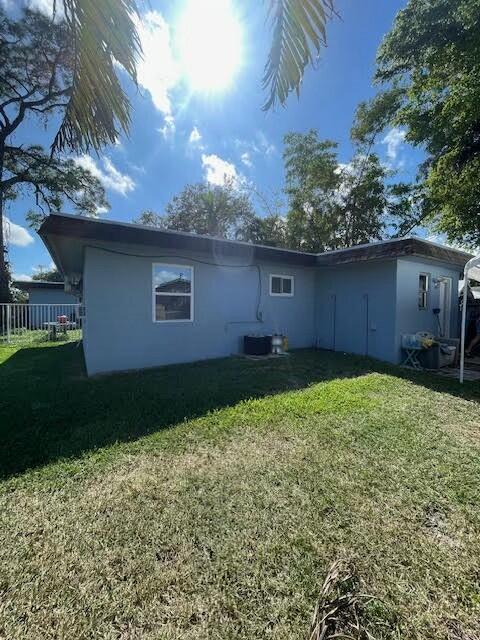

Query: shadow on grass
1;343;479;480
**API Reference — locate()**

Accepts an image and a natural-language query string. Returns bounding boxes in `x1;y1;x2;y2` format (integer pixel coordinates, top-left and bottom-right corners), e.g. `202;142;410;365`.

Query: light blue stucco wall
394;257;461;361
83;245;316;375
315;260;398;363
81;244;464;374
28;288;78;305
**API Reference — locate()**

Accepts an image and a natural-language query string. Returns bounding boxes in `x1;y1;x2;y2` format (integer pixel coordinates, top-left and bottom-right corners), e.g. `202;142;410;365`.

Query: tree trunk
0;143;12;304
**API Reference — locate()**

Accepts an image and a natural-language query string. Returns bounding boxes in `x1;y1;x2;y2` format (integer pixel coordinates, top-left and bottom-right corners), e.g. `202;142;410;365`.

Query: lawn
1;344;480;639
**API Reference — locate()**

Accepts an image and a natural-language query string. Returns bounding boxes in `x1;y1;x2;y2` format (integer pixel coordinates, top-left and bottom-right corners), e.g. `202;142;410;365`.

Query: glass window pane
282;278;292;294
154;265;192;294
271;276;281;294
155;295;191;321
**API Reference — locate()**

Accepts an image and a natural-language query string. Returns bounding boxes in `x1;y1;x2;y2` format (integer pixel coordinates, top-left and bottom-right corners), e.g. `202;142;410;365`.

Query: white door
438;277;452;337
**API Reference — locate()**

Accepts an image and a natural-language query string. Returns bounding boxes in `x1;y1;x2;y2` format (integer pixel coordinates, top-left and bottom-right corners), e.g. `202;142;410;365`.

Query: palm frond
53;0;142;153
262;0;336;111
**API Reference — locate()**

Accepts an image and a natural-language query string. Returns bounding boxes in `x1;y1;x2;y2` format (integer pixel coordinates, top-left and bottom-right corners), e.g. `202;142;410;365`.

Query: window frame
269;273;294;298
152;262;194;323
418;272;429;310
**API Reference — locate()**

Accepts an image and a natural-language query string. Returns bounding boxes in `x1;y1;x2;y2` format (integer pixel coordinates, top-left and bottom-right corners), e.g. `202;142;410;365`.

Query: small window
418;273;429;310
270;274;294;297
153;263;193;322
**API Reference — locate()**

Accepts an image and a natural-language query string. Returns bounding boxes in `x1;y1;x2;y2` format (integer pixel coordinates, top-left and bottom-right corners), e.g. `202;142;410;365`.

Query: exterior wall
394;257;462;361
28;288;78;305
315;260;398;363
83;245;316;375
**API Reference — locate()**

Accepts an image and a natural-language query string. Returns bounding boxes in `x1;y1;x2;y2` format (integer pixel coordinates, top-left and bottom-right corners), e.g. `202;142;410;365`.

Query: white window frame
152;262;194;323
269;274;294;297
418;272;429;310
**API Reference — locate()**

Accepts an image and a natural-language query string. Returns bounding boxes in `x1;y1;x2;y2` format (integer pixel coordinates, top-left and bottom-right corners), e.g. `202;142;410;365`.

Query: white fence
0;303;83;345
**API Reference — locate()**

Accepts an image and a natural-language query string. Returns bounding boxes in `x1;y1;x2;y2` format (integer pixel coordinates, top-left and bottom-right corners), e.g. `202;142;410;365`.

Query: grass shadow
1;343;478;480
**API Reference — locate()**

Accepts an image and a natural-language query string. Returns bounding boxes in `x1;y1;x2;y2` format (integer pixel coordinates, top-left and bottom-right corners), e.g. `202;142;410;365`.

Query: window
269;274;294;297
153;263;193;322
418;273;429;310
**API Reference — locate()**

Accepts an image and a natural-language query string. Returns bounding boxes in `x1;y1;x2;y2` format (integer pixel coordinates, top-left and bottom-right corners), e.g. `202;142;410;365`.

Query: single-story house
13;280;78;305
12;279;80;330
38;212;471;376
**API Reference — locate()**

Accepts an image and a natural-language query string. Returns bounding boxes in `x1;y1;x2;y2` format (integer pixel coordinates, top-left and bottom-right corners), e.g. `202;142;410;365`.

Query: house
13;280;78;305
11;279;80;330
38;212;471;376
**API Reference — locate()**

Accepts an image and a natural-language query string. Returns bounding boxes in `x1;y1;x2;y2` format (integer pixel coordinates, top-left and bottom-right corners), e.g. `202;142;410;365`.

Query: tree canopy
0;8;107;301
283;130;392;252
353;0;480;247
32;267;63;282
135;180;255;240
136;130;402;254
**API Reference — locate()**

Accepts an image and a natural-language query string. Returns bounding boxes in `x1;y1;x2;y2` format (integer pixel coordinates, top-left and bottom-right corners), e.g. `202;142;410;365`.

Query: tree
283;131;339;252
137;181;256;240
238;214;287;247
45;0;337;156
335;153;389;247
53;0;141;153
283;130;390;251
134;210;165;228
32;267;63;282
60;0;336;131
0;8;107;302
262;0;337;110
352;0;480;246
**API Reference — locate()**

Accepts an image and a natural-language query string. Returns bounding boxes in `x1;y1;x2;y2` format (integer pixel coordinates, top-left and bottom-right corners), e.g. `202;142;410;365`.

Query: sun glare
176;0;242;93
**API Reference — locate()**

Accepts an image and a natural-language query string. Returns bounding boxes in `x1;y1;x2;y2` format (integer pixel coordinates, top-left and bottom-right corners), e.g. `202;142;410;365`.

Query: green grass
1;343;480;639
0;327;82;348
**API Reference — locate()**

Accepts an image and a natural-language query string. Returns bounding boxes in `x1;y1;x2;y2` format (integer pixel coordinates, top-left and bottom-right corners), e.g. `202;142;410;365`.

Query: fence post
6;304;11;344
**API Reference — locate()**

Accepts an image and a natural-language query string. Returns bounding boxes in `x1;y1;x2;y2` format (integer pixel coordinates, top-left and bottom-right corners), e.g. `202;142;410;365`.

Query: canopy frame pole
459;274;468;384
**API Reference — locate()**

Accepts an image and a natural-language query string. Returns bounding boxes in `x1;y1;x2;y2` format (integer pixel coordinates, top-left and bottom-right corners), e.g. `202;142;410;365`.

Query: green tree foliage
238;214;287;247
133;210;165;228
61;0;337;133
135;180;256;240
0;8;108;302
55;0;141;153
283;130;390;252
353;0;480;246
263;0;337;110
32;268;63;282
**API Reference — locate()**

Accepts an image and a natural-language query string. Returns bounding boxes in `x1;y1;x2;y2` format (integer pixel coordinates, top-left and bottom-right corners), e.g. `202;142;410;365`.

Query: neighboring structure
38;213;471;376
13;280;78;305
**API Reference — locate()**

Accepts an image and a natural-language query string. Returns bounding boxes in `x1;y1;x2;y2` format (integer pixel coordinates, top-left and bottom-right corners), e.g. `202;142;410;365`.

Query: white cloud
189;126;202;146
234;132;276;165
382;127;406;163
201;154;238;186
136;11;178;119
127;162;146;174
12;273;32;282
256;131;276;156
74;155;135;196
240;152;253;168
158;115;176;141
3;217;34;247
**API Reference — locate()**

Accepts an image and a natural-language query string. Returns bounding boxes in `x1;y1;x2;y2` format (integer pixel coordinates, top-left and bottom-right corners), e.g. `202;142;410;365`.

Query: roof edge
38;212;473;271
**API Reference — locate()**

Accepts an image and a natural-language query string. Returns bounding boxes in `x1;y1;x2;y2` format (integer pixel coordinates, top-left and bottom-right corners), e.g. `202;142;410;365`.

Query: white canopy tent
460;254;480;383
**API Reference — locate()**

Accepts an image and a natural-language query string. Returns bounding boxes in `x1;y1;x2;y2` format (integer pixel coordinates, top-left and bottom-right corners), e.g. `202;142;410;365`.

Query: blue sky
6;0;421;280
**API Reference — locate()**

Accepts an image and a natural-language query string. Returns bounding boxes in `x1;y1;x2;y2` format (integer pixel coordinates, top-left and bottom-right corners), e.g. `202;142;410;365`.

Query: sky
4;0;423;281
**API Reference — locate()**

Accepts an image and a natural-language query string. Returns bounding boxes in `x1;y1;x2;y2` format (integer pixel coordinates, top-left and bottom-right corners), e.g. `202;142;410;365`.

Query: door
438;277;452;337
